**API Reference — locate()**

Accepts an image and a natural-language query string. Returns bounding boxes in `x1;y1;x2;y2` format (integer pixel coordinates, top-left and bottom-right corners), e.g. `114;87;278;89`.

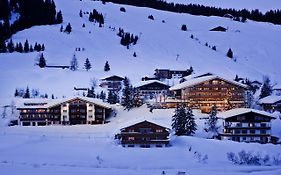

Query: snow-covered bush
194;151;208;164
227;150;279;166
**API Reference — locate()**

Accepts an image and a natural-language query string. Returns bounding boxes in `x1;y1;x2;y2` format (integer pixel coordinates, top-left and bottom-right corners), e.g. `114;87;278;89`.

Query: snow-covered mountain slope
164;0;281;12
1;0;281;105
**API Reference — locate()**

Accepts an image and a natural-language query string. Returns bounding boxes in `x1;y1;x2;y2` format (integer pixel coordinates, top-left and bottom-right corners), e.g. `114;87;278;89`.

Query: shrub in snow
120;7;126;12
194;151;208;163
226;150;278;166
181;24;187;31
148;15;154;20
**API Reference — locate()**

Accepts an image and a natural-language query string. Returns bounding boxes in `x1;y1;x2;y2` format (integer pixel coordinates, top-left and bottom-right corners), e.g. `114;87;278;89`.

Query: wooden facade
118;120;170;148
100;75;124;91
136;81;170;99
17;97;111;126
154;69;192;79
170;75;248;112
219;109;276;143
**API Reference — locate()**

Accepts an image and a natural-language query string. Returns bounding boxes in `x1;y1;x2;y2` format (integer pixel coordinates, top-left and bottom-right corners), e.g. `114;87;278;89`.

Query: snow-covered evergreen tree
204;105;219;138
245;91;254;108
104;61;110;71
70;54;78;71
172;104;197;136
23;87;30;99
121;77;133;110
84;58;91;71
39;53;46;68
227;48;233;58
259;76;273;99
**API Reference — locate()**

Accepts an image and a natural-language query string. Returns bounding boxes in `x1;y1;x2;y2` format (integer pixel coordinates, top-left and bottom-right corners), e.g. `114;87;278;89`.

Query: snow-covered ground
1;106;281;175
1;0;281;107
164;0;281;12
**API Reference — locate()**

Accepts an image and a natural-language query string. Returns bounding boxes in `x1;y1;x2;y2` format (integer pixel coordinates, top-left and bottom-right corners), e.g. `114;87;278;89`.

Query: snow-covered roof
259;95;281;104
217;108;275;119
273;83;281;90
169;74;248;91
16;96;111;109
100;74;124;81
119;119;170;131
134;80;169;88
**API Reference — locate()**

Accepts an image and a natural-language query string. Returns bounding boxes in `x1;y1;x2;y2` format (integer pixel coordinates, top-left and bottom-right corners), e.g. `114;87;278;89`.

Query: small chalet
219;108;277;143
259;95;281;113
135;80;170;99
117;120;170;148
100;75;124;91
154;68;193;79
169;73;248;112
210;26;227;32
17;97;112;126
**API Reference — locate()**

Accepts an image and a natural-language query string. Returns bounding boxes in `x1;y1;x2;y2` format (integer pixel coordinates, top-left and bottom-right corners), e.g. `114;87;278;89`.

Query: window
260;130;266;134
156;129;163;133
88;110;93;112
242;130;247;134
139;128;151;133
89;115;93;118
128;137;134;141
248;123;255;127
260;123;267;127
250;130;255;134
63;110;67;113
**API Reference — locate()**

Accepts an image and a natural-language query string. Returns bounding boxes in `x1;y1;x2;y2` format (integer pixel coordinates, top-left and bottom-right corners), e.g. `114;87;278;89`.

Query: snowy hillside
164;0;281;12
1;106;281;175
1;0;281;106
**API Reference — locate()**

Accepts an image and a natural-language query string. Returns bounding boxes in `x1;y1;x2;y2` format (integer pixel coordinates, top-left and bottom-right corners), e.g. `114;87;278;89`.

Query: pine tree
51;94;55;99
212;46;216;51
172;104;197;136
104;61;110;71
39;53;46;68
14;89;19;97
259;76;273;99
227;48;233;58
70;54;78;71
121;77;133;110
24;39;29;52
41;44;45;51
204;105;219;138
107;90;114;104
79;10;83;17
84;58;91;71
64;23;72;34
100;91;106;101
7;39;14;53
23;87;30;98
18;42;23;53
56;10;63;23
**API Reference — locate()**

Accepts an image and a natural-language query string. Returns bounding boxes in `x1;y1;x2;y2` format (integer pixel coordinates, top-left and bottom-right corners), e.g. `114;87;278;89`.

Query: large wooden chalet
219;108;277;143
135;80;170;99
169;73;248;112
17;97;111;126
99;75;124;91
117;120;170;148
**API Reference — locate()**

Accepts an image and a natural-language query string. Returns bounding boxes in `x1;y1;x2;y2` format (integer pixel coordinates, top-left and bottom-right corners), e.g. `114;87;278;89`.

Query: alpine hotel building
17;97;111;126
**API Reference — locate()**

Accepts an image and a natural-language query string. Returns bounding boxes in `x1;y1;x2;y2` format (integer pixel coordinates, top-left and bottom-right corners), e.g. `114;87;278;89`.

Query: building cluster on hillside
8;70;281;146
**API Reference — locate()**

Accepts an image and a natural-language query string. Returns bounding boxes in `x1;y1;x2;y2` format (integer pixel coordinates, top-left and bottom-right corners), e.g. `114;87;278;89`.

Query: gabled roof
210;26;227;32
259;95;281;104
135;80;169;88
101;75;124;81
217;108;275;119
120;120;170;131
17;96;111;109
169;74;248;91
